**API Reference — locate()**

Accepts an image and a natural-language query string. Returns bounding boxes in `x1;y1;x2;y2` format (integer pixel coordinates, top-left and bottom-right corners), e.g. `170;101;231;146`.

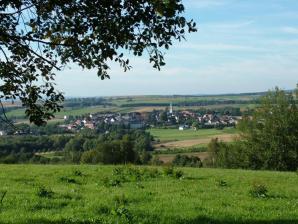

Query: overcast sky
56;0;298;97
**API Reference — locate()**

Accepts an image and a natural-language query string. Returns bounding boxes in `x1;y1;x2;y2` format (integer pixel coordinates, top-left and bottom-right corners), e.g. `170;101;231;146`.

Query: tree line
0;129;152;165
120;99;260;107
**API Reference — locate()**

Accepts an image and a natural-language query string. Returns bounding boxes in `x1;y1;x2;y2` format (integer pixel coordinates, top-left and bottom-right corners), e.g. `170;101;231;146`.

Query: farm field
133;104;257;113
149;127;238;142
0;165;297;224
108;94;261;106
154;134;236;149
4;93;261;121
6;104;255;120
6;106;136;120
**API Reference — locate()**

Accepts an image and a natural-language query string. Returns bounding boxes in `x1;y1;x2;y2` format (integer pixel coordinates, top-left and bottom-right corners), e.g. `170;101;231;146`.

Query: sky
56;0;298;97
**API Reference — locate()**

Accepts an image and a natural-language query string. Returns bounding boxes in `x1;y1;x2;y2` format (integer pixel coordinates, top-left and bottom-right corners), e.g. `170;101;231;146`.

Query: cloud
269;39;298;47
188;0;230;9
281;26;298;34
204;20;255;29
55;53;298;97
176;43;265;52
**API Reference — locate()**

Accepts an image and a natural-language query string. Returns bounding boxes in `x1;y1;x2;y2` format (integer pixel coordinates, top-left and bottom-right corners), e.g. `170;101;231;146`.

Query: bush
174;170;184;179
59;176;78;184
36;186;53;198
250;182;268;198
73;169;83;176
217;179;228;187
113;194;129;207
80;150;101;164
112;194;133;224
111;205;133;224
102;176;122;187
206;139;249;169
146;168;160;178
172;154;203;167
163;166;174;176
151;156;164;165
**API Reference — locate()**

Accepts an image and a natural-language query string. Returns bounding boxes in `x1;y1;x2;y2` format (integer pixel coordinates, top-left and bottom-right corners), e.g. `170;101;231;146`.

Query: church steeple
170;102;173;114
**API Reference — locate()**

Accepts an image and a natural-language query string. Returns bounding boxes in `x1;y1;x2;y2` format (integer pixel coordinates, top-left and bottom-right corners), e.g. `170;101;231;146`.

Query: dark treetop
0;0;196;125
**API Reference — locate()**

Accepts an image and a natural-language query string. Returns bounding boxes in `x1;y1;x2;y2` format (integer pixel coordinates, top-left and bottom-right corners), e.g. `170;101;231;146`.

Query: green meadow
0;165;297;224
149;127;238;142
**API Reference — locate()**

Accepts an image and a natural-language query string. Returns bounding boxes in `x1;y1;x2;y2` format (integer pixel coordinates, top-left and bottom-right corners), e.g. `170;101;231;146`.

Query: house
67;124;77;131
130;121;145;129
179;125;189;131
0;130;7;136
75;119;83;126
84;122;95;129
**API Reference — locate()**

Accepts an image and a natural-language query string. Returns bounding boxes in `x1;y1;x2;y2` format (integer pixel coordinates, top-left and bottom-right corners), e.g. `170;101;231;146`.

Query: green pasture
0;165;297;224
149;127;238;142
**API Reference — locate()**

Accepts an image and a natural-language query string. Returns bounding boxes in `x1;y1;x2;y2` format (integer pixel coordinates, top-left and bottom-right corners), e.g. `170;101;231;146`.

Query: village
61;103;239;132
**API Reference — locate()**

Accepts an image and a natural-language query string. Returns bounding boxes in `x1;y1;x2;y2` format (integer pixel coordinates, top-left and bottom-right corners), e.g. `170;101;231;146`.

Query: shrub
59;176;77;184
163;166;174;176
126;166;142;182
217;179;228;187
151;156;164;165
172;154;203;167
112;167;125;177
174;170;184;179
50;157;62;164
114;194;127;205
73;169;83;176
36;186;53;198
80;150;101;164
111;205;133;224
146;168;160;178
250;182;268;198
97;205;110;215
102;177;122;187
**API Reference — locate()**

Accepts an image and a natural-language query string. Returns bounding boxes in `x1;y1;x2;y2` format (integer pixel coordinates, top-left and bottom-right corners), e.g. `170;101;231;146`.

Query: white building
0;130;7;136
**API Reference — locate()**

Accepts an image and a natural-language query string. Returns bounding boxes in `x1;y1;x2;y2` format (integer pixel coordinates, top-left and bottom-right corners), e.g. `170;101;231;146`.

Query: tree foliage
238;87;298;170
0;0;196;125
207;86;298;171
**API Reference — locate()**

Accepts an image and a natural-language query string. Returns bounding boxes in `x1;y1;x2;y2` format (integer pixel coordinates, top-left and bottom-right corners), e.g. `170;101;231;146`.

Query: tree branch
0;5;35;16
24;37;74;47
0;46;9;62
0;100;15;129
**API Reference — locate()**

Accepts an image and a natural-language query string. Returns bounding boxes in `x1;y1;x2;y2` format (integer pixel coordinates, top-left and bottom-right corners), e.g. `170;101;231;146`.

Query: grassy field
6;106;136;119
149;127;238;142
0;165;297;224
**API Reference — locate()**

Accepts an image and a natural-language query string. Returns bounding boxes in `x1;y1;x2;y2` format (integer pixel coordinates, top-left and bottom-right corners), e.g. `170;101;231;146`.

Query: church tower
170;102;173;114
